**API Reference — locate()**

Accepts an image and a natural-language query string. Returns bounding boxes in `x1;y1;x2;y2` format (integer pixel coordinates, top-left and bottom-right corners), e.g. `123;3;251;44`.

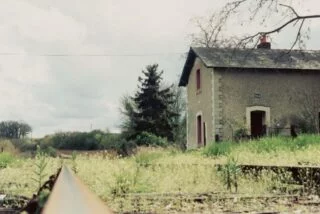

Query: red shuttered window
196;69;201;90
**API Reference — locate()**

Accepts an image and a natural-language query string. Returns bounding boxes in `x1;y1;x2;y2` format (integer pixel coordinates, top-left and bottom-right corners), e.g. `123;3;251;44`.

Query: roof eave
212;66;320;71
178;47;199;87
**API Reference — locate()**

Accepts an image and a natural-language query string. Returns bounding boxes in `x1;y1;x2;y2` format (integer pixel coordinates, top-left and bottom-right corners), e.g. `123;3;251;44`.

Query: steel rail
43;166;113;214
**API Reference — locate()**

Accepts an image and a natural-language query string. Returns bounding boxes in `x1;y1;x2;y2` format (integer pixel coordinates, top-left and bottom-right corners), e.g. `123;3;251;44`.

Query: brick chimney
257;34;271;49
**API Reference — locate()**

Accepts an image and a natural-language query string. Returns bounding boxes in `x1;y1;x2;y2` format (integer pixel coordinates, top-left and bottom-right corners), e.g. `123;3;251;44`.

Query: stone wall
186;58;214;148
217;68;320;140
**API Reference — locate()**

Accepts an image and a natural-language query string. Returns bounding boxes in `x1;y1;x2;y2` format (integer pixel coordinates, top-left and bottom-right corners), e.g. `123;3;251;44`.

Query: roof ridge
191;46;320;53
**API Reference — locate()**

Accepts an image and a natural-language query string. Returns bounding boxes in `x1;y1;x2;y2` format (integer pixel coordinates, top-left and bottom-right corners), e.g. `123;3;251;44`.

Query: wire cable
0;52;185;57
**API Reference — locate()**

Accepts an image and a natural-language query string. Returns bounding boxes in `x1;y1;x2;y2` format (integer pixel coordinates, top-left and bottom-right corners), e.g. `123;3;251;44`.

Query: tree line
0;121;32;139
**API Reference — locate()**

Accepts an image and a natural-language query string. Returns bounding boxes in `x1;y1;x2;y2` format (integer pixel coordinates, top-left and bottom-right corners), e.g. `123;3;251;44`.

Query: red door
203;122;206;146
251;111;265;138
197;115;202;145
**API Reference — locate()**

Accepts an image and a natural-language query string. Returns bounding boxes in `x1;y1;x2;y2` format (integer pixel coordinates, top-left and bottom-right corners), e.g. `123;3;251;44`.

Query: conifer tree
132;64;177;141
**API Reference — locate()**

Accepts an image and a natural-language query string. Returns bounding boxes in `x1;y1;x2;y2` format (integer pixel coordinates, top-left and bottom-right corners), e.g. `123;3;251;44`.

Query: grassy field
1;134;320;213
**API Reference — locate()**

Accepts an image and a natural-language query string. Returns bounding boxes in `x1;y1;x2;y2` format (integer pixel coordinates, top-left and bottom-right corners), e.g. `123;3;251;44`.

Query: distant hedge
36;130;121;150
0;130;171;157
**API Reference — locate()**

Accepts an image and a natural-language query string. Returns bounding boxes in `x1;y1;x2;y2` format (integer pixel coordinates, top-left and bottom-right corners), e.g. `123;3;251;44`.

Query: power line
0;52;185;57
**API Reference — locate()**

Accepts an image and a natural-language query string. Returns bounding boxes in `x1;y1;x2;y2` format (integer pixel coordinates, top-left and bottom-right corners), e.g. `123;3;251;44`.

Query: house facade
179;45;320;149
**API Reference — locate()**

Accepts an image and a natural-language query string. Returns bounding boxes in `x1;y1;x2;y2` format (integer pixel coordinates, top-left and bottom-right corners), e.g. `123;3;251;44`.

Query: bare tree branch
279;4;299;17
191;0;320;50
288;19;305;53
239;10;320;47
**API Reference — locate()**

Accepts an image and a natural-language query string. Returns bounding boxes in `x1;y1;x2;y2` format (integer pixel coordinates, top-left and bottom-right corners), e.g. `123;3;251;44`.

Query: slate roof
179;47;320;86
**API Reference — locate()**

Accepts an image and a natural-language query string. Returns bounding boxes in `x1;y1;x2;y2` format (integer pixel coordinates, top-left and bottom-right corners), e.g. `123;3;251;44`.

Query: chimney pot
257;34;271;49
260;35;267;43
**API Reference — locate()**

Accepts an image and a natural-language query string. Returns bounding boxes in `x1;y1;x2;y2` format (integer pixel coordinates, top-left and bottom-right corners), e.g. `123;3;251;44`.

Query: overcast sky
1;0;320;137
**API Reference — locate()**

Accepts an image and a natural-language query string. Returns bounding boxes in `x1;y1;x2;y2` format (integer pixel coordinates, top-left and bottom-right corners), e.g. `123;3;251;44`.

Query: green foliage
289;114;313;133
48;131;100;150
40;146;57;157
110;170;134;197
0;152;15;168
113;139;137;157
203;142;232;157
100;136;137;157
234;127;248;140
201;135;320;158
135;132;168;147
120;64;180;142
11;138;37;152
119;95;137;140
36;189;50;214
219;156;240;193
110;167;154;197
250;137;284;153
99;132;122;149
169;85;187;149
248;135;320;153
37;130;138;157
32;146;48;190
71;151;78;174
133;64;178;141
38;130;121;151
134;150;163;166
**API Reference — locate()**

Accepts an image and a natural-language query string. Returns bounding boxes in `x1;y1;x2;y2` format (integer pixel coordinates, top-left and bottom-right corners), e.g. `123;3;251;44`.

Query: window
197;115;202;145
254;93;261;99
196;69;201;90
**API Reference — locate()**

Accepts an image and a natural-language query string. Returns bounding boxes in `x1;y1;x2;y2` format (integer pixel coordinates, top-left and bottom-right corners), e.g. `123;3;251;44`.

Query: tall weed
219;156;240;192
32;146;48;189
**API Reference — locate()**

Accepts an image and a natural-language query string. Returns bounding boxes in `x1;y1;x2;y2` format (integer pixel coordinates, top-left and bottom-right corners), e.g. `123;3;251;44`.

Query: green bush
45;132;86;150
234;127;248;141
135;132;168;147
99;133;121;149
203;142;232;157
35;130;137;156
100;137;137;157
114;139;137;157
0;152;15;168
11;139;36;152
41;146;57;157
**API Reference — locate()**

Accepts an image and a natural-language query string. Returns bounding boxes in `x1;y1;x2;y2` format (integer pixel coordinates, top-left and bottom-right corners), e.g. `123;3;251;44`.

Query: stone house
179;41;320;149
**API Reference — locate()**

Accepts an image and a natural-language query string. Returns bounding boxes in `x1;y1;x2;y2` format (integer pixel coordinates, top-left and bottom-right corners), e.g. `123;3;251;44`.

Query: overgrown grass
0;152;15;168
203;141;233;157
247;134;320;153
0;139;18;154
0;134;320;212
203;134;320;158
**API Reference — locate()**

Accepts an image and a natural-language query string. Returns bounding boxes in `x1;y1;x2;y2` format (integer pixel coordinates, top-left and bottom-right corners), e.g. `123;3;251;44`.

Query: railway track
1;166;113;214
